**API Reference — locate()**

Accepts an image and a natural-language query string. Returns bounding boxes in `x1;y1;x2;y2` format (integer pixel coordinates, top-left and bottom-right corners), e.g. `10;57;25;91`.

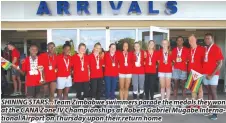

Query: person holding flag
187;34;205;100
7;42;22;96
202;33;224;120
157;40;173;100
172;36;189;99
104;43;119;100
118;41;133;100
72;43;90;100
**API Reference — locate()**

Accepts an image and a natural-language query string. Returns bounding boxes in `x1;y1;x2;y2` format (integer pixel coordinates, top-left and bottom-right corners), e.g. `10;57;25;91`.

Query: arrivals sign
36;1;178;15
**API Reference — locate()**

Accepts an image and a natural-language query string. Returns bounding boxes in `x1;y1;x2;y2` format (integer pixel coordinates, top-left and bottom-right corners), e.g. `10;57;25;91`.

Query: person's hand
206;75;213;80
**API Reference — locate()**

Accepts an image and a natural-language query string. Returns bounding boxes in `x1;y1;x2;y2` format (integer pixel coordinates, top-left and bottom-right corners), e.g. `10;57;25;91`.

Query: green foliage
114;38;148;51
55;40;76;55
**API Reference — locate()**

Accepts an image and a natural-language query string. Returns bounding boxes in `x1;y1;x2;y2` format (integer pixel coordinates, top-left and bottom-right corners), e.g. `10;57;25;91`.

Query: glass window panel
80;30;106;54
52;29;77;55
110;29;136;43
138;29;149;50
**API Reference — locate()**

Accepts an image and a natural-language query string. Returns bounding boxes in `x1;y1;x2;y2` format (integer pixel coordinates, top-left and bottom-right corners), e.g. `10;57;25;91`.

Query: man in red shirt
7;42;22;96
188;34;204;100
172;36;189;99
202;33;224;120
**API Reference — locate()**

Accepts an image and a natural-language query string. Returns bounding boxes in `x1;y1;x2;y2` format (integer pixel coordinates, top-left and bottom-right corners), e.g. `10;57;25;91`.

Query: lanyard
177;47;183;57
80;55;84;69
63;57;69;71
149;51;153;62
95;54;99;66
135;52;140;62
191;48;197;63
163;51;168;62
48;53;54;66
123;51;128;62
110;53;115;63
205;44;213;56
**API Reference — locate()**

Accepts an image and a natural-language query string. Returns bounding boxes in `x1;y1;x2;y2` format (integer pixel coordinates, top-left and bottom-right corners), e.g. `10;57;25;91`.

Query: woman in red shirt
131;42;145;100
104;43;119;99
72;43;89;100
39;42;57;106
144;40;158;100
89;42;104;100
56;41;72;100
158;40;173;100
118;41;132;100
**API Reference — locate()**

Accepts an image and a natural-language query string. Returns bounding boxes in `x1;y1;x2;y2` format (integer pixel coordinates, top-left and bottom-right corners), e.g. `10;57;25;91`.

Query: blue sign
37;1;178;15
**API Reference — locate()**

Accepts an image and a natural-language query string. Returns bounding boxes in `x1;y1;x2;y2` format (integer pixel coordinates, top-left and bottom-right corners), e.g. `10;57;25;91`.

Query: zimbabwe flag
185;69;203;93
1;57;12;70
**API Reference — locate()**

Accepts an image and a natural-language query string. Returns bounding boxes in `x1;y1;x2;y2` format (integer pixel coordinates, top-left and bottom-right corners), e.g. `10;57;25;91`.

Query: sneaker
203;113;211;116
210;114;218;120
10;92;18;96
17;91;22;95
38;120;45;123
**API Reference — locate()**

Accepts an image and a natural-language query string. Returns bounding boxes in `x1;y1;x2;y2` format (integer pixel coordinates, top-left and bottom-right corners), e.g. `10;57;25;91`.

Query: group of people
7;33;224;120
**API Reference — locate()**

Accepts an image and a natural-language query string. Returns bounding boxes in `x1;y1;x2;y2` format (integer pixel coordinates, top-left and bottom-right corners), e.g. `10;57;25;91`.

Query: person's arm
11;64;25;75
12;57;18;64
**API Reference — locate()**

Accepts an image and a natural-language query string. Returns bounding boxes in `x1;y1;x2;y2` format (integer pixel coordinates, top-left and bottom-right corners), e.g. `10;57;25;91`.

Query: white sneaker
17;91;22;95
10;92;18;96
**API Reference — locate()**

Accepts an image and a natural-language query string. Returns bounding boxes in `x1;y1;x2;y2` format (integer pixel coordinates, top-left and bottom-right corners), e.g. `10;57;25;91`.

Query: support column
224;30;226;93
23;38;27;56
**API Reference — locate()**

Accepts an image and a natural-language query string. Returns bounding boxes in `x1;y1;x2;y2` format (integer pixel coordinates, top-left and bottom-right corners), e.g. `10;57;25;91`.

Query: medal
96;66;100;69
110;53;116;67
204;44;213;62
149;62;152;66
176;57;182;62
112;63;115;67
49;66;53;70
163;51;168;64
148;51;153;66
124;51;128;67
176;47;183;63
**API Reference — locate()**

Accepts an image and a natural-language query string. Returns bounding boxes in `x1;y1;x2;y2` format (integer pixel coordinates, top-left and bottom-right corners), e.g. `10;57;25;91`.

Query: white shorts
158;72;172;78
119;73;132;78
57;76;72;89
203;74;219;85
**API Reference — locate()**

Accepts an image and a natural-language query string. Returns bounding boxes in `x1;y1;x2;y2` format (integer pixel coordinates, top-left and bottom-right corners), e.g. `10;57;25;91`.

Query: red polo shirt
118;51;133;74
22;56;42;87
131;50;145;74
157;49;173;73
172;47;189;71
89;53;104;79
72;54;89;82
11;48;20;66
144;50;158;74
202;44;224;75
39;53;57;82
188;46;205;73
104;52;119;77
56;54;72;77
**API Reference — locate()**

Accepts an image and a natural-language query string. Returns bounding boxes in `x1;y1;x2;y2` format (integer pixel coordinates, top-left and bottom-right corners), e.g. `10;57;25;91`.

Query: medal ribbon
191;48;197;63
204;44;213;61
110;53;115;63
80;55;84;70
123;51;128;64
48;53;54;66
95;54;99;67
135;52;140;62
149;51;153;63
63;57;69;71
177;47;183;57
163;51;168;63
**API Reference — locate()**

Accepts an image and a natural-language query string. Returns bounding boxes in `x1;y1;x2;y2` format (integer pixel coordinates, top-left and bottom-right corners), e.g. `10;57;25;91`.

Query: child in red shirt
12;44;43;98
104;43;119;99
158;40;173;100
144;40;158;100
72;43;90;100
89;42;104;100
171;36;189;99
131;42;145;100
118;41;133;100
56;41;72;100
39;42;57;106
